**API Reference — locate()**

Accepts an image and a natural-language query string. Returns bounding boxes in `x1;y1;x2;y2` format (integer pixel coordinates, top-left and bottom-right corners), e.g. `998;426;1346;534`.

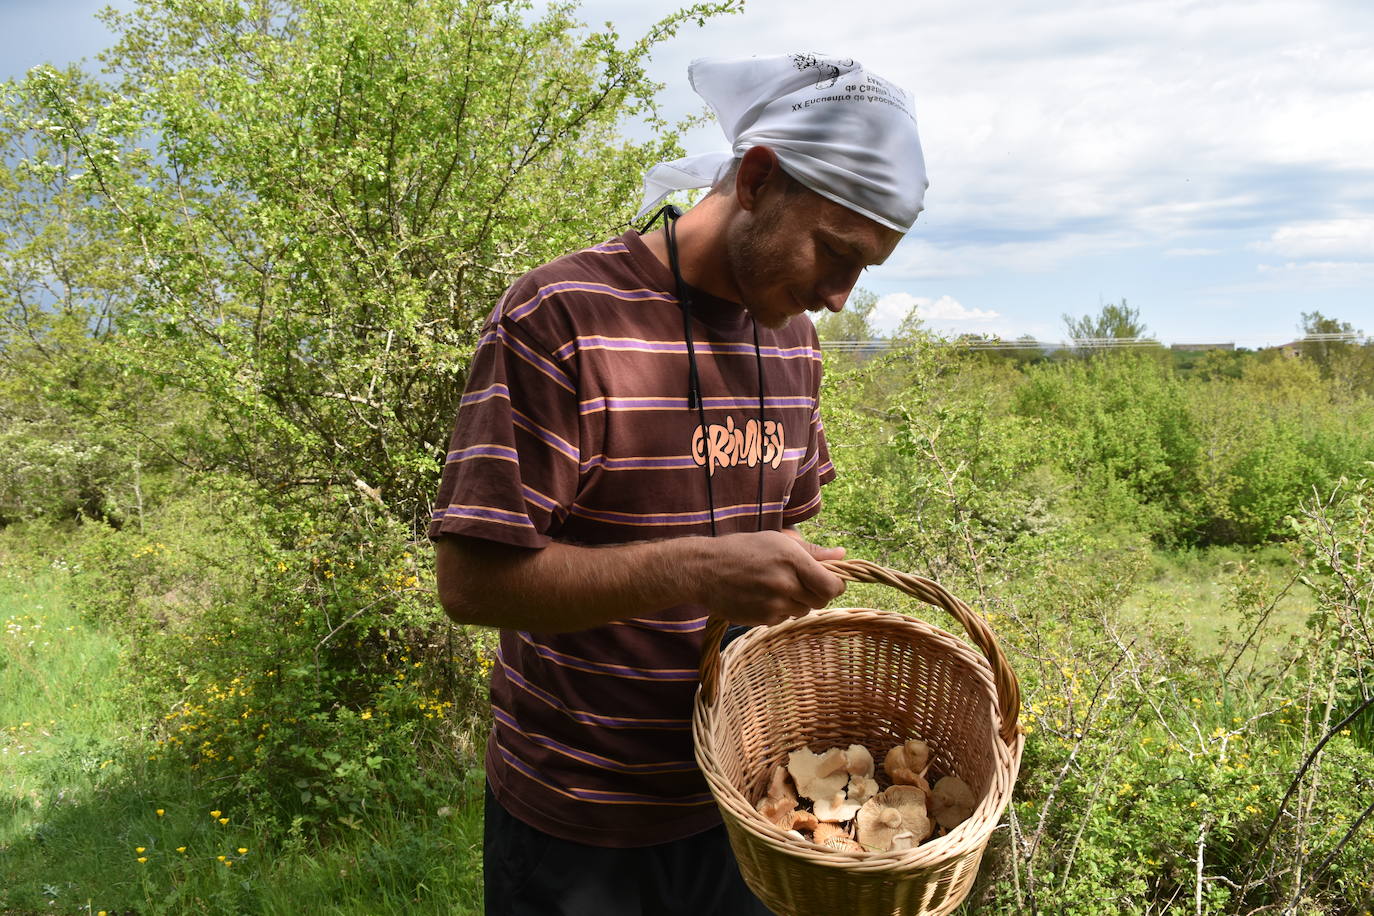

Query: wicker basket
693;559;1024;916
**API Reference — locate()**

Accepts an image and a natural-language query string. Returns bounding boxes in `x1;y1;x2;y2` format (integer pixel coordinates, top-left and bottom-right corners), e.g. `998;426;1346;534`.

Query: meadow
3;1;1373;911
4;337;1372;914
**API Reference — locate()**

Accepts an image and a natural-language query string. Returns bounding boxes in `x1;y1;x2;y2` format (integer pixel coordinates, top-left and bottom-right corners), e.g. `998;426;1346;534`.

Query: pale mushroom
890;830;916;851
855;785;933;852
855;801;904;851
845;743;875;778
883;739;931;787
787;747;849;805
847;774;880;806
755;764;798;826
930;775;977;830
813;788;863;824
785;809;820;832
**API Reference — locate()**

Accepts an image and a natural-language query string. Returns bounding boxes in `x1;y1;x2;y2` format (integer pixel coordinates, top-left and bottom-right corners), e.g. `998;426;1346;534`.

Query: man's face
725;186;904;330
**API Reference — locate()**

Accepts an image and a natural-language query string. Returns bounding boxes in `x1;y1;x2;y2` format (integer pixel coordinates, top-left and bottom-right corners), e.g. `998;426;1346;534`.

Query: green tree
0;70;176;525
11;0;738;531
1062;299;1151;353
813;287;878;342
1299;311;1373;395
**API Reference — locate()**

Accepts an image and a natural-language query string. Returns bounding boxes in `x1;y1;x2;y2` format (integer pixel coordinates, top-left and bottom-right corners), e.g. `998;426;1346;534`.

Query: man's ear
734;145;785;213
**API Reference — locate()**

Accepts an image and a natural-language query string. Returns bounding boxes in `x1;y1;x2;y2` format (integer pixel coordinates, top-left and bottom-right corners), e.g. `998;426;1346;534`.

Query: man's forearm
436;535;708;633
435;528;847;634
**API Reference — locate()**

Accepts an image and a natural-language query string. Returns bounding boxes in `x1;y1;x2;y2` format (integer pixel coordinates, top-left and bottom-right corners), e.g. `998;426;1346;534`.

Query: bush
55;480;494;832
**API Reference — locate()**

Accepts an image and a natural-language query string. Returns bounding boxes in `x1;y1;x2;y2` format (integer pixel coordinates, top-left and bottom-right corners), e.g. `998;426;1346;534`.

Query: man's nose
818;270;861;312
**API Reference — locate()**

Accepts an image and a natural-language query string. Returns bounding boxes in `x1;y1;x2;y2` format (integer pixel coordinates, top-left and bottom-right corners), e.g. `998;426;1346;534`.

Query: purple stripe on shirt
438;504;535;529
511;408;579;463
784;490;823;519
507;282;676;323
579;454;700;473
446;444;519;464
515;632;699;681
500;662;691;730
497;325;576;393
612;616;708;633
495;744;714;806
521;484;559;513
569;500;786;527
492;708;696;774
461;384;511;408
557;336;819;361
578;395;815;415
565;784;715;806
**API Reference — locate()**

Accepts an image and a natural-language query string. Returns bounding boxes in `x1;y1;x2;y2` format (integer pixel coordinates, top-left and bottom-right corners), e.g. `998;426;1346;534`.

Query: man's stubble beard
725;201;794;330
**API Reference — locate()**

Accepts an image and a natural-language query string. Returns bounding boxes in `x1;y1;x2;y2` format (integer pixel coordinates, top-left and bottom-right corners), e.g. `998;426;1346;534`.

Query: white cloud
1256;260;1374;287
871;293;999;334
885;231;1140;280
613;0;1374;250
1253;219;1374;259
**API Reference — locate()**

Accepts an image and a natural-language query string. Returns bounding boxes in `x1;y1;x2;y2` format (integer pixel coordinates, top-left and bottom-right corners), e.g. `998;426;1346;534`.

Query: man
431;52;926;915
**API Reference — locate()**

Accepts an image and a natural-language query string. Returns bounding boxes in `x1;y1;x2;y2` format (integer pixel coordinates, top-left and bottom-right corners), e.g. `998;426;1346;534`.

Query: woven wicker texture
693;559;1024;916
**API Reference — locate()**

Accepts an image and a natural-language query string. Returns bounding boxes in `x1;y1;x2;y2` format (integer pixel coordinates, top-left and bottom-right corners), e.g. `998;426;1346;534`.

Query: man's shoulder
495;232;674;335
516;233;665;297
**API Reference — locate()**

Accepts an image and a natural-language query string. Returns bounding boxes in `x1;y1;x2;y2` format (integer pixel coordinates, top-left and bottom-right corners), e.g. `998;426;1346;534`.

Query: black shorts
483;782;777;916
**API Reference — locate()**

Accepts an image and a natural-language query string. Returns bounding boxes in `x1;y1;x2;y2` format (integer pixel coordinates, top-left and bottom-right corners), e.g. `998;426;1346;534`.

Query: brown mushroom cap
856;785;933;852
930;775;978;830
755;764;799;825
813;821;863;852
883;739;931;786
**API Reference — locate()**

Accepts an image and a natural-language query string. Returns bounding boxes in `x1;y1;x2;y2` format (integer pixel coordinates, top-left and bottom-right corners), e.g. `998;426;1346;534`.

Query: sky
5;0;1372;345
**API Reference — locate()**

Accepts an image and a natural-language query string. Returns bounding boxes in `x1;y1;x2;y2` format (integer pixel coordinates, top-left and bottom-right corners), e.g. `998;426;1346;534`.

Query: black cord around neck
641;205;768;538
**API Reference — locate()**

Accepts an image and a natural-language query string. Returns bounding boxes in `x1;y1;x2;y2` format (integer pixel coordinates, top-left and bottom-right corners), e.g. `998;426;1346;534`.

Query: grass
0;536;1329;914
0;561;486;915
1118;543;1314;660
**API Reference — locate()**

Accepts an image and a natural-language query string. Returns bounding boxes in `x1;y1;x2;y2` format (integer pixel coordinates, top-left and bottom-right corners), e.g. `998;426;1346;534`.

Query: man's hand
435;528;846;633
689;530;847;626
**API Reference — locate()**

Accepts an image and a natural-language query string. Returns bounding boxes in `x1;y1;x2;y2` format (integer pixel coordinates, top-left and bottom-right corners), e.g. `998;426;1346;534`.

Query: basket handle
697;558;1021;746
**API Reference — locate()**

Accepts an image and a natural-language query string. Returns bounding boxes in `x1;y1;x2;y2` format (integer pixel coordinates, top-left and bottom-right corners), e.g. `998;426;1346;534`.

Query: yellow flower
137;856;148;864
176;846;187;853
360;710;373;720
238;847;248;854
156;809;164;816
218;855;226;862
210;809;222;818
136;846;145;853
219;817;229;825
225;860;234;867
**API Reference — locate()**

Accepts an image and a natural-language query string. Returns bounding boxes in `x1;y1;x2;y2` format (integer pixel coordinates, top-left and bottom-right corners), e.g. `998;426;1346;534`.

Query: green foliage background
3;1;1374;912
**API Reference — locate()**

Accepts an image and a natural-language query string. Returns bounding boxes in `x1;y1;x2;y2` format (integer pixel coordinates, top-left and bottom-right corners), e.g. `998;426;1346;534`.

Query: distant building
1275;341;1305;359
1169;342;1235;352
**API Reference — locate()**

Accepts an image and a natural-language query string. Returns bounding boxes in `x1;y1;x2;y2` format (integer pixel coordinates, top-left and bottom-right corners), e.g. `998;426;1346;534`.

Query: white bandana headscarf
637;52;928;232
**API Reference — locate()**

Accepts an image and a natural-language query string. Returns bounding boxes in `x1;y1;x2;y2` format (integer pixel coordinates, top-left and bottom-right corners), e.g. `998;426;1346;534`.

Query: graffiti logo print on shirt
691;416;785;476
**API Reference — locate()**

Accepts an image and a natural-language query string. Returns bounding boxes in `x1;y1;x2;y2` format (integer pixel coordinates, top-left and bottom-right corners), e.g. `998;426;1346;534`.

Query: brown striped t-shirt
428;229;835;847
